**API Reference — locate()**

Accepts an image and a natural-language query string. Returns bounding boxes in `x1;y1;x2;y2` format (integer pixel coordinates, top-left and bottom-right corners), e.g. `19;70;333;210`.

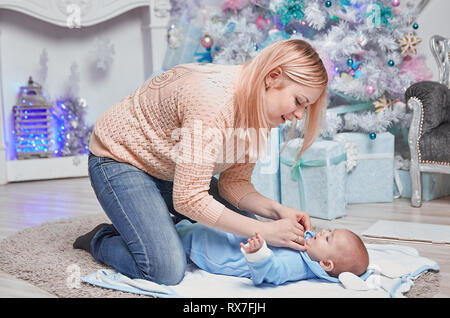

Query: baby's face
305;229;348;263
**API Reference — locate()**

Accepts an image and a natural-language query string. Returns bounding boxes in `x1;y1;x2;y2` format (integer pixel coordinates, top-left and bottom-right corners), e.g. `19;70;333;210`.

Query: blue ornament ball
413;23;419;30
388;60;395;67
325;1;332;8
347;58;354;66
369;132;377;140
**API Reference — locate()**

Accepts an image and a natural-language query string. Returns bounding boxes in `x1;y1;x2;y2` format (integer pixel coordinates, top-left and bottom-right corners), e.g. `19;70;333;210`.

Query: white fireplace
0;0;170;184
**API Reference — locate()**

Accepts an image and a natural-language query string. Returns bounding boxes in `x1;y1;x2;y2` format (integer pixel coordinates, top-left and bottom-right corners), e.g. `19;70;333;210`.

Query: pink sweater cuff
197;197;226;227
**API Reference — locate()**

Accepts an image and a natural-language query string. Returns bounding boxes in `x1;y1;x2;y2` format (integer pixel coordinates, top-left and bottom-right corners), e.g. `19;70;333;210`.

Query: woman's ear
265;66;283;89
319;259;334;272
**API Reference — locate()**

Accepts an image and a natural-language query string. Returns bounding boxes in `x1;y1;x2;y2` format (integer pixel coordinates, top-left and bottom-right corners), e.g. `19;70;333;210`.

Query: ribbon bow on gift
280;152;347;211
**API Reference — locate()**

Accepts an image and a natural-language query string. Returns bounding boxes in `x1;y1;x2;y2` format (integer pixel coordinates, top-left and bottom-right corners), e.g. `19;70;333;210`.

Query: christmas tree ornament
412;23;419;30
391;0;401;7
275;0;305;27
398;32;422;55
369;132;377;140
365;2;393;29
339;0;352;13
255;14;268;30
12;77;53;159
388;59;395;67
200;33;214;49
225;21;237;34
347;58;354;66
365;84;376;95
325;1;332;8
340;72;354;83
222;0;251;14
373;95;392;114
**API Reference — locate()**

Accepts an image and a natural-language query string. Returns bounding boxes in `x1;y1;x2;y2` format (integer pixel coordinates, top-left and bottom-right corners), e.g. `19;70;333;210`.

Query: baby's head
305;229;369;278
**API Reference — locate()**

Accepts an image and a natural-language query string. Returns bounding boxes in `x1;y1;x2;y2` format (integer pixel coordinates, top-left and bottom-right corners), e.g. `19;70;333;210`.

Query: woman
73;39;328;285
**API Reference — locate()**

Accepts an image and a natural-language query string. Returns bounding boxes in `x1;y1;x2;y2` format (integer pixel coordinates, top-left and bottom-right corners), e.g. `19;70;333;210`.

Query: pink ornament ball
391;0;401;7
200;34;214;49
255;16;267;30
366;84;376;95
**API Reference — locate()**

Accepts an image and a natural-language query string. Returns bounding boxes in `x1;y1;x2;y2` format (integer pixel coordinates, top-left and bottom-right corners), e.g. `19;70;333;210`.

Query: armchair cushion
419;122;450;163
405;81;450;134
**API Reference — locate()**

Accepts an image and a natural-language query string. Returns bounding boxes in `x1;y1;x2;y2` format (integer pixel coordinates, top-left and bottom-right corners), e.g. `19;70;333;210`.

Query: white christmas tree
166;0;432;139
51;62;93;157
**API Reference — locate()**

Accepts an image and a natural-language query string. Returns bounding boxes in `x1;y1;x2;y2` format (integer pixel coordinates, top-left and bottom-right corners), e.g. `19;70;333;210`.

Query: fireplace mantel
0;0;171;184
0;0;171;28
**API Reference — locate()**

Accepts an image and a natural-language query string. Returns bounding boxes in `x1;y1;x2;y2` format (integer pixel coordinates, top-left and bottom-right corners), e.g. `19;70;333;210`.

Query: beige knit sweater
89;63;258;226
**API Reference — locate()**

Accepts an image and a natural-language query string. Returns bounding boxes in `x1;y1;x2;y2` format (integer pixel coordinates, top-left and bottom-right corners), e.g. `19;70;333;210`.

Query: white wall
0;7;150;160
415;0;450;81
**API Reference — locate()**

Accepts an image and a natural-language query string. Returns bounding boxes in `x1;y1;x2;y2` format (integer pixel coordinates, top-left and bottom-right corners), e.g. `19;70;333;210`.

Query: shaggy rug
0;213;440;298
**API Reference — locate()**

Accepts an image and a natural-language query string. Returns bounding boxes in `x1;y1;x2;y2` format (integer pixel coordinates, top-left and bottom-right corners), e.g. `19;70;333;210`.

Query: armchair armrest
405;81;450;134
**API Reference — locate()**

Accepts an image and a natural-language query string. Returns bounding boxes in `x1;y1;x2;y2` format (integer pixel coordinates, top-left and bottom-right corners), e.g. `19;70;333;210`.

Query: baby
175;220;369;285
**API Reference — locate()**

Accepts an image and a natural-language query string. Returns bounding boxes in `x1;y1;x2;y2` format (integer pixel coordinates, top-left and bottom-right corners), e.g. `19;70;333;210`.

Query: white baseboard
6;155;88;182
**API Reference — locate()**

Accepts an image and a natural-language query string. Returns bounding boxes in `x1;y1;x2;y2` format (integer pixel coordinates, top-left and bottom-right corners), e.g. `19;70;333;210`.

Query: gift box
251;128;281;203
394;169;450;201
335;132;395;204
279;138;347;220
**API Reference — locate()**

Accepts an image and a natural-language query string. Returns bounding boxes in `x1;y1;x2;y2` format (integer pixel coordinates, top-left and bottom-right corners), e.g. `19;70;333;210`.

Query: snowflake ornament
373;95;392;114
398;32;422;56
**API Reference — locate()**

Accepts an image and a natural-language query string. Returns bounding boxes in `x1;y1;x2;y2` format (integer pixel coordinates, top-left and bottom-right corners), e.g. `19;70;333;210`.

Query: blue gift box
335;132;395;204
279;138;347;220
394;169;450;201
251;128;281;203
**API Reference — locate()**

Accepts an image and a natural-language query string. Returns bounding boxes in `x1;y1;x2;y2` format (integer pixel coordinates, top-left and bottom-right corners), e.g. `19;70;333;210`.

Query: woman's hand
259;218;307;251
274;204;311;232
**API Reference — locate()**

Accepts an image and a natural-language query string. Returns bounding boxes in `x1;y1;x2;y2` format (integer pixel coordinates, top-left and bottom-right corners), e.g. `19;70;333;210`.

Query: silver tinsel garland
52;97;93;157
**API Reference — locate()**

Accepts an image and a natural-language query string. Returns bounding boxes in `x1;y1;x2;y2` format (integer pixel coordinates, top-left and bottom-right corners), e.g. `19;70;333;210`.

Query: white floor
0;177;449;297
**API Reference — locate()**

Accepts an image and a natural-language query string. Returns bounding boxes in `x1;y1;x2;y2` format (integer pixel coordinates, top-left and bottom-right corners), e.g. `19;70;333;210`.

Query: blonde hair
233;39;328;164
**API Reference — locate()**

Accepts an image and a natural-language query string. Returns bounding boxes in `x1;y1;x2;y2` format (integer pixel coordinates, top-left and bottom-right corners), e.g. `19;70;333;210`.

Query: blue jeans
87;152;254;285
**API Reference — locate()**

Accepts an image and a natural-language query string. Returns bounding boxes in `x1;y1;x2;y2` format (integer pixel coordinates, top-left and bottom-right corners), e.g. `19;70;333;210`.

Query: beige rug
0;213;150;298
0;213;440;298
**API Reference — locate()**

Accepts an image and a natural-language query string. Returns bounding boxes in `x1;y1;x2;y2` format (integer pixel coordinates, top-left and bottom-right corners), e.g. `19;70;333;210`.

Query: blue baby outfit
175;220;339;285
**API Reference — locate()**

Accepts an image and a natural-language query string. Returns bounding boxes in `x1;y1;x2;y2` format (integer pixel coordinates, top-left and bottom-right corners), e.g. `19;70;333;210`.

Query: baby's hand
240;232;264;254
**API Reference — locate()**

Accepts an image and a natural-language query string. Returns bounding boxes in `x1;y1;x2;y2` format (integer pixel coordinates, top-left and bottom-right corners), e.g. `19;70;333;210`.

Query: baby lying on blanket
175;220;369;285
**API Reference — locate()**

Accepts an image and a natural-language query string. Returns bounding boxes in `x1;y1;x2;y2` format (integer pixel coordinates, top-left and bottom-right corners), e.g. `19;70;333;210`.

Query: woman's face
264;67;324;128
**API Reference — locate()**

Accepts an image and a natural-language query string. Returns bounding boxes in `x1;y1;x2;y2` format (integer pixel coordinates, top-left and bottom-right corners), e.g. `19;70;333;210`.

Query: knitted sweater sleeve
218;155;258;209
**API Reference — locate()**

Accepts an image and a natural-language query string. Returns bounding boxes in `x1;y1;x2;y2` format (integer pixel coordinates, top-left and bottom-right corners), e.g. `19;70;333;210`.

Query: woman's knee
139;248;187;285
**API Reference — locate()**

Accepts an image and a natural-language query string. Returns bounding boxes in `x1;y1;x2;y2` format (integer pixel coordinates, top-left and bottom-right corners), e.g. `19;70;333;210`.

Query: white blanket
81;243;439;298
